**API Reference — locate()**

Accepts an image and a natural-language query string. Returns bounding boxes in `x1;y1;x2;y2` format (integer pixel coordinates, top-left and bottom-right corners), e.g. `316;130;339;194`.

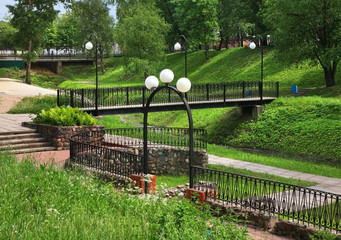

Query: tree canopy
263;0;341;87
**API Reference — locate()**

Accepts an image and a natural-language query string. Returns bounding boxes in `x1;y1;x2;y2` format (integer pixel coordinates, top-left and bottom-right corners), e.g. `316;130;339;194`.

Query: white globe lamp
160;69;174;84
249;42;256;50
176;78;191;93
145;76;159;90
174;42;181;51
85;41;93;51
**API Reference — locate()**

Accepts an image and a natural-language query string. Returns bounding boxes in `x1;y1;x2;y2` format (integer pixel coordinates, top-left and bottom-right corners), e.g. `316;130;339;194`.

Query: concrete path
209;154;341;195
0;78;56;96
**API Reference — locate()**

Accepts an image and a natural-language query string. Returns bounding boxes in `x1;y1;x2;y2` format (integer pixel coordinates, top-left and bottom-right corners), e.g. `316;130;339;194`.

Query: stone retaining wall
22;122;105;150
119;147;208;175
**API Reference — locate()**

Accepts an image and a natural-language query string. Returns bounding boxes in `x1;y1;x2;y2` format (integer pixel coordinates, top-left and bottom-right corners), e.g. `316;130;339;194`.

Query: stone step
0;137;48;145
8;146;57;154
0;129;36;136
0;142;53;151
0;132;41;141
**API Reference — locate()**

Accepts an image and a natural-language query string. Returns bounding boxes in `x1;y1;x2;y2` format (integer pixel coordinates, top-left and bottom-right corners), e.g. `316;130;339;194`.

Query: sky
0;0;116;21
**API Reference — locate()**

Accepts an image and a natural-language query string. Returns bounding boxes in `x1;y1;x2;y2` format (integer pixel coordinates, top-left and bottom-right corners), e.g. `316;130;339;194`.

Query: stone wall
22;122;105;150
118;147;208;175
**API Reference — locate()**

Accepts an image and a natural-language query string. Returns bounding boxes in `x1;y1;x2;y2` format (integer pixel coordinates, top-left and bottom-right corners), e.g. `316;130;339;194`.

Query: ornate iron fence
69;128;207;178
192;166;341;232
57;81;279;109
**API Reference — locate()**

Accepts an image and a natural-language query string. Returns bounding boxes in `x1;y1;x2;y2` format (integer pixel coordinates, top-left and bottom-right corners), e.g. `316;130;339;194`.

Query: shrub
33;106;97;126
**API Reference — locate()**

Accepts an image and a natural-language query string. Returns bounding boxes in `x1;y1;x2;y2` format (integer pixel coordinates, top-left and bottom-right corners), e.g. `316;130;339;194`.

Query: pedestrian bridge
57;81;279;115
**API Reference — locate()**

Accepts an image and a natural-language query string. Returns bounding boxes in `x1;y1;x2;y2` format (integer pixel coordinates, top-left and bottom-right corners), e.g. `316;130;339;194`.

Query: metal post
144;85;194;190
57;89;60;106
180;35;188;78
70;90;74;107
88;34;99;116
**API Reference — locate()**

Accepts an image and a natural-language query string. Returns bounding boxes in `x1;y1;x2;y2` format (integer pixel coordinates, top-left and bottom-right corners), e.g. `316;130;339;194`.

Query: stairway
0;130;56;154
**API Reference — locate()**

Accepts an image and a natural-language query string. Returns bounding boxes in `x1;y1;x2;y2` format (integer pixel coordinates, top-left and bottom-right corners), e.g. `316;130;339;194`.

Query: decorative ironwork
192;166;341;232
69;127;207;179
57;81;279;110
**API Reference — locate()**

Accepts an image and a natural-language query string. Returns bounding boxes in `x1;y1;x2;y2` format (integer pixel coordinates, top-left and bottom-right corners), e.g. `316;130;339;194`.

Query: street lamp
174;35;188;78
249;34;270;102
144;69;194;190
85;34;99;116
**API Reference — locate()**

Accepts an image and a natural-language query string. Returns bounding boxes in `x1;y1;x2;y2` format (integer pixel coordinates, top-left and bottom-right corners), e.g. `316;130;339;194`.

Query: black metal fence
57;81;279;109
69;127;207;178
192;166;341;232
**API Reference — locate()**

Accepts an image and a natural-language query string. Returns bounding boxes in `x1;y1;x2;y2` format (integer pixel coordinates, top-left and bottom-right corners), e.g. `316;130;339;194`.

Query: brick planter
22;122;104;150
130;174;156;194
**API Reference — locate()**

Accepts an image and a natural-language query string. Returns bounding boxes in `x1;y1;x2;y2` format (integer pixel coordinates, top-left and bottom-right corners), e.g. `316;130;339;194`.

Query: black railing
192;166;341;232
69;127;207;179
57;81;279;109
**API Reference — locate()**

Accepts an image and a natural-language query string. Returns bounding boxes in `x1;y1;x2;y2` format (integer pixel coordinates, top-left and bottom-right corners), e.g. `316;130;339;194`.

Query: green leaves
33;106;97;126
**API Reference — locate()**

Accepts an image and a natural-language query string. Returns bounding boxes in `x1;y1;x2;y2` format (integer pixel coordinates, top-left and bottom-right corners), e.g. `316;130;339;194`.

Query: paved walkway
0;78;56;96
0;113;33;133
209;154;341;195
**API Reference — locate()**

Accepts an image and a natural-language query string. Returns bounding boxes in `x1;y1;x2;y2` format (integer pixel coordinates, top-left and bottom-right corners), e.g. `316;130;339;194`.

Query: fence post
206;84;209;101
57;89;60;106
242;81;245;98
168;88;171;103
276;82;279;98
126;87;129;105
223;84;226;103
70;90;74;107
142;88;145;107
81;89;84;108
259;81;263;102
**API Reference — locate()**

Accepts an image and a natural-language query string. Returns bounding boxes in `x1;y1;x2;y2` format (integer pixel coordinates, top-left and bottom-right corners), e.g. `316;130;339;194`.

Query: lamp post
85;34;98;116
249;35;270;102
144;69;194;190
174;35;188;78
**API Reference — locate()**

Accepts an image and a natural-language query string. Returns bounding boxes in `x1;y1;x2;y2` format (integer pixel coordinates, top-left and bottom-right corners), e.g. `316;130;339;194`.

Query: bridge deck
82;97;276;115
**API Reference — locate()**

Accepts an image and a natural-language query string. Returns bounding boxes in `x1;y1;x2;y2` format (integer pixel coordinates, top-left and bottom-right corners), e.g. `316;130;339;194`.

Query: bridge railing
192;166;341;232
57;81;279;109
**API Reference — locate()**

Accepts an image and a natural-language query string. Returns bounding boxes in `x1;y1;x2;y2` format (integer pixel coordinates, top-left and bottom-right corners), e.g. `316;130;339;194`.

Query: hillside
54;47;341;94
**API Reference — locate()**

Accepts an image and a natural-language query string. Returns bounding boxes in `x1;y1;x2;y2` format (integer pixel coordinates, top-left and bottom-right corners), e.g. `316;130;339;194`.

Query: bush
33;106;97;126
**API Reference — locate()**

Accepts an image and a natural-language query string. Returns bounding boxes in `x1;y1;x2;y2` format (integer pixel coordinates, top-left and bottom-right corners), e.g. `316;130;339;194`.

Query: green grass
7;95;57;114
0;153;249;239
208;144;341;179
229;97;341;164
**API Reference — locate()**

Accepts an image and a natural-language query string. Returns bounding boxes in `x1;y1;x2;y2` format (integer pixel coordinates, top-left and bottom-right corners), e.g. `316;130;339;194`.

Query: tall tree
56;12;79;54
72;0;115;74
263;0;341;87
7;0;69;84
115;0;170;78
173;0;219;60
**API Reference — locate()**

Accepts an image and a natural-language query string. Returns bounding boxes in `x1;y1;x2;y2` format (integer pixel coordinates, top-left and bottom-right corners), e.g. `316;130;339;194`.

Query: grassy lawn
0;153;249;239
208;144;341;179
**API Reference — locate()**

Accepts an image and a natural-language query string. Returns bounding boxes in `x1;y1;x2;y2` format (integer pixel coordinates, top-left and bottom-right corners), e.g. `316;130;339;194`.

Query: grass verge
0;152;249;239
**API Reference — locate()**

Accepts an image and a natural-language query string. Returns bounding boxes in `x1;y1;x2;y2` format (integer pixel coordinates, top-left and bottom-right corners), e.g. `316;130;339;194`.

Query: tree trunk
218;36;223;51
205;45;209;60
26;39;32;84
323;66;336;87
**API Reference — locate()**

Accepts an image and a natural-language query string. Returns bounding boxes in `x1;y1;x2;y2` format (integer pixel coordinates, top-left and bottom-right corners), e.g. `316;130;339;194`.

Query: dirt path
0;95;24;113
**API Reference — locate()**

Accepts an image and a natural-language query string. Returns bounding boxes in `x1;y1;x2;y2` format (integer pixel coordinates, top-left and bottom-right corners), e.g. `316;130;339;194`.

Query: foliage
33;106;97;126
55;12;79;51
72;0;115;73
0;21;17;50
0;153;250;239
115;0;170;78
229;97;341;164
173;0;219;59
8;95;57;115
262;0;341;87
